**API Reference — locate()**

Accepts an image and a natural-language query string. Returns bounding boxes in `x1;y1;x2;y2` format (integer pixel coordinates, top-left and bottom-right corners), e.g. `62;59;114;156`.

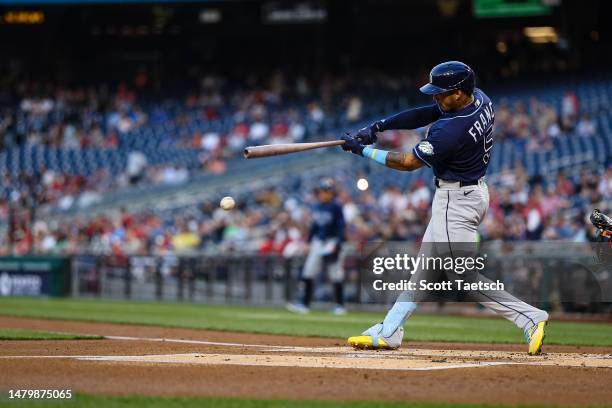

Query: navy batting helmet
420;61;475;96
316;178;335;192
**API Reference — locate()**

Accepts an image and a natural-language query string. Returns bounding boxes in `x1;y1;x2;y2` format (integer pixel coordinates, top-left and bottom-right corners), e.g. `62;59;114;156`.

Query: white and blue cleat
348;324;404;350
286;303;310;315
330;305;347;316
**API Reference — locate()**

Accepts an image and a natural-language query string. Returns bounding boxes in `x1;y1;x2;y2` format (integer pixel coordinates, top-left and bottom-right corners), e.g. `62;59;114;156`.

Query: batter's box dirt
265;346;612;368
73;352;516;370
16;346;608;371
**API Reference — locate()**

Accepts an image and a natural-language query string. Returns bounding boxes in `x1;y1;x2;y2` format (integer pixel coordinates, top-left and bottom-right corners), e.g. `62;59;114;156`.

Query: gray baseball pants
302;238;345;282
395;179;548;333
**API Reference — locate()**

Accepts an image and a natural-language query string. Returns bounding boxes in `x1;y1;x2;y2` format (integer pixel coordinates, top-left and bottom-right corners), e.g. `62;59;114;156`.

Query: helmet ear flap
459;69;476;95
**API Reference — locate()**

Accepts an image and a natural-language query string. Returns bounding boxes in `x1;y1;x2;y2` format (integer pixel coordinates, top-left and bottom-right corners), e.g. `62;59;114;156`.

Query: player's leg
444;184;549;354
473;283;549;354
287;238;323;314
327;244;347;315
348;196;438;349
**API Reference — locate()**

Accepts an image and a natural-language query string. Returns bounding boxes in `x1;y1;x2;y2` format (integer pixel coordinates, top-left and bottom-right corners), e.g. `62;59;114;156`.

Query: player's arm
351;104;441;145
341;127;453;171
340;135;425;172
335;204;346;242
307;219;316;242
379;104;442;131
385;151;425;171
361;146;424;171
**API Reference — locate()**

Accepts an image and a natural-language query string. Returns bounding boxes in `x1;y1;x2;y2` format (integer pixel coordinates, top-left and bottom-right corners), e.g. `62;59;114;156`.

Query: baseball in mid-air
220;196;236;210
357;178;369;191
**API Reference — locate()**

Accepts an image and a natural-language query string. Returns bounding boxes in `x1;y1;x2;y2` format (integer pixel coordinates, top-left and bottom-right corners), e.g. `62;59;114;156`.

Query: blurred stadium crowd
0;72;416;210
0;69;610;255
0;72;606;206
1;165;609;256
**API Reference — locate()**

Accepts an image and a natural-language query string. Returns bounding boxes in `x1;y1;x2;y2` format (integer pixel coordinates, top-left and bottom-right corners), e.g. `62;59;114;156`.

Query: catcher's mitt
590;209;612;239
590;209;611;265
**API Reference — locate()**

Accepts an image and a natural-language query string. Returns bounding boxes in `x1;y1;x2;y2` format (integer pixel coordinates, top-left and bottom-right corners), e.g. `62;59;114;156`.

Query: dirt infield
1;316;612;405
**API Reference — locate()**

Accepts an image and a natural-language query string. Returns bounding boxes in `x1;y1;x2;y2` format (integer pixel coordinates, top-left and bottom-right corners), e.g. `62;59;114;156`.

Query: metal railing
72;253;316;305
69;249;612;314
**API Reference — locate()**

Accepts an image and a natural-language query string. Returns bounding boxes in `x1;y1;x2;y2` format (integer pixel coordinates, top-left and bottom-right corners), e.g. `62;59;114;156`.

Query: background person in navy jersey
340;61;549;355
287;178;347;315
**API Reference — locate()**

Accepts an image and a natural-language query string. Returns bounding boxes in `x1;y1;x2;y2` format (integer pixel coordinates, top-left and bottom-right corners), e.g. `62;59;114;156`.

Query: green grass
0;327;100;340
0;297;611;346
1;394;602;408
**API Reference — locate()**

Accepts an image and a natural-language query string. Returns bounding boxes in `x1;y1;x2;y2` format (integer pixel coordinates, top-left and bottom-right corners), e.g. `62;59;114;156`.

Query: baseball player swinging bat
244;140;344;159
340;61;549;355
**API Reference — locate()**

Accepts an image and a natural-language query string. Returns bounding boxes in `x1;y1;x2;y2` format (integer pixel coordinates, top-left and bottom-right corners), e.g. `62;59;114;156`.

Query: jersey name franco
412;88;495;182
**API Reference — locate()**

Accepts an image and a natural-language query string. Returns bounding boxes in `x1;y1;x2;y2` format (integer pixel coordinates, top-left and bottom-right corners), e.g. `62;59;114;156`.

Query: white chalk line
0;351;523;371
104;335;294;349
75;353;521;371
0;353;199;360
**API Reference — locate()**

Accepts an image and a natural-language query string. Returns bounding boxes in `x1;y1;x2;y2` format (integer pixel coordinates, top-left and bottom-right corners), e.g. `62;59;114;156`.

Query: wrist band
362;146;388;165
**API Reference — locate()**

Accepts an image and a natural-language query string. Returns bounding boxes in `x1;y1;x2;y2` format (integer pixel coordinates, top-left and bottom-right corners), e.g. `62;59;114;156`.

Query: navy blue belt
435;178;479;188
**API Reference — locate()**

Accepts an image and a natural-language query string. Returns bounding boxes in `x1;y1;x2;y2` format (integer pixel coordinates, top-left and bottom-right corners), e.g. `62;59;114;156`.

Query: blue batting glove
340;134;365;156
354;120;384;145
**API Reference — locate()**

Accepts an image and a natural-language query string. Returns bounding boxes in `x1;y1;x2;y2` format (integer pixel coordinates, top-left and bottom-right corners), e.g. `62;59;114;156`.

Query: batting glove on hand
340;134;365;156
354;120;384;145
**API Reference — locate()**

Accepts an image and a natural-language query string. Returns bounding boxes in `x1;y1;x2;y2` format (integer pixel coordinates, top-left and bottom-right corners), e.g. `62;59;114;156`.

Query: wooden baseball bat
244;140;345;159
